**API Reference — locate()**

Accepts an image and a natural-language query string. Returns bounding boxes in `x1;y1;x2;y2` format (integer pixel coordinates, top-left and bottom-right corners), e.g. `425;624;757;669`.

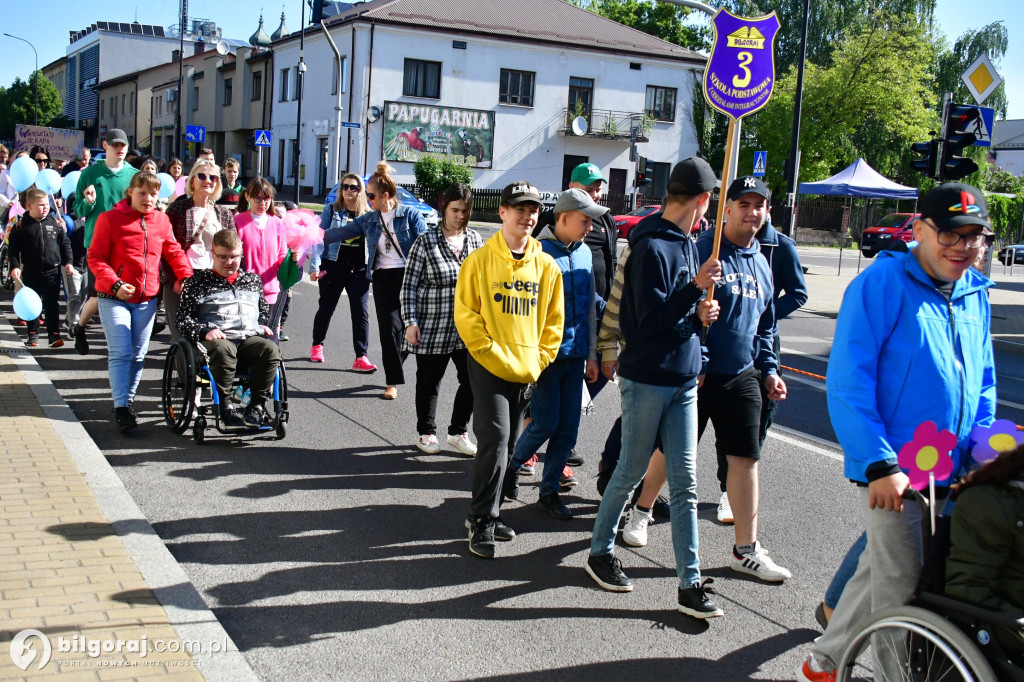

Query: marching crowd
1;131;1022;680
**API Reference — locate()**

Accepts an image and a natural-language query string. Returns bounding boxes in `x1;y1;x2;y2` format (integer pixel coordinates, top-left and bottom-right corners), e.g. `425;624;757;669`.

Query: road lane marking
767;426;843;462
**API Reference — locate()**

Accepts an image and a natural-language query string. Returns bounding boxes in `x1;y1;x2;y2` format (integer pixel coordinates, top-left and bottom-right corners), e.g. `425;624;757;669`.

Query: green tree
573;0;708;51
934;21;1008;118
413;156;473;206
0;72;65;139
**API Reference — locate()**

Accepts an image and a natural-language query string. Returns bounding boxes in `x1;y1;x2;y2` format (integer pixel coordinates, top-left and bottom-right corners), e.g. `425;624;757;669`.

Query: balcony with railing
560;108;650;142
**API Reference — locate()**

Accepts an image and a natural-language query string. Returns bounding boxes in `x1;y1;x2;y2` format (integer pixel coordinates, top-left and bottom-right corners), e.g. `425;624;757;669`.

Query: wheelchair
836;492;1024;682
160;339;289;443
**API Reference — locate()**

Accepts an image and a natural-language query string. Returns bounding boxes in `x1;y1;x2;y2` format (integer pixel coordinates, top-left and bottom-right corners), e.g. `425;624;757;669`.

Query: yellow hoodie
455;230;564;383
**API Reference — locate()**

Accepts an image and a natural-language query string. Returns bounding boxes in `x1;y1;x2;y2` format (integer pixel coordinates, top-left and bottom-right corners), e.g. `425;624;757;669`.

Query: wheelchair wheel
838;605;997;682
193;416;207;444
0;244;13;291
162;341;197;434
275;421;287;440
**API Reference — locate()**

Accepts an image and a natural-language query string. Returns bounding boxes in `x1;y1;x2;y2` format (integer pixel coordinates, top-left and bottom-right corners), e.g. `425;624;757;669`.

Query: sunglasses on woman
34;157;49;164
195;173;220;182
365;192;377;201
342;183;361;192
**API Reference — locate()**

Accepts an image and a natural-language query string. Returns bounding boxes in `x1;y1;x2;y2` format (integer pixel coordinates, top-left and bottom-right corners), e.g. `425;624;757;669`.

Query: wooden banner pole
701;117;738;340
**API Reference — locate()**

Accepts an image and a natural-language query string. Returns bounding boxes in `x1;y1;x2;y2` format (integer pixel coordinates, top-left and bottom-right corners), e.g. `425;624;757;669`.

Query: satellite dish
571;116;589;136
214;40;229;56
367;105;382;123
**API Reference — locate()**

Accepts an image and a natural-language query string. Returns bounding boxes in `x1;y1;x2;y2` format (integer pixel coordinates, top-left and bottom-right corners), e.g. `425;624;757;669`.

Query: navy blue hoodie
696;227;778;377
757;219;807;320
617;212;704;387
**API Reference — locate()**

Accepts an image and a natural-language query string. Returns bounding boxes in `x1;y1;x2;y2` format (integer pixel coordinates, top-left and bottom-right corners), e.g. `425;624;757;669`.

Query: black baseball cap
727;175;771;202
920;183;992;233
105;128;129;145
666;157;719;197
501;181;542;206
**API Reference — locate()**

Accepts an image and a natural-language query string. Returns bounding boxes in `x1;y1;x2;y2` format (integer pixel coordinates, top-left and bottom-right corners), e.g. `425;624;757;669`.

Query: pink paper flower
896;421;956;490
969;420;1024;464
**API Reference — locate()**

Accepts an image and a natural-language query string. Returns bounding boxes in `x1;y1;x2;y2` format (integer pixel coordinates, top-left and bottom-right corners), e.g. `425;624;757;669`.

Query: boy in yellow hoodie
455;181;564;558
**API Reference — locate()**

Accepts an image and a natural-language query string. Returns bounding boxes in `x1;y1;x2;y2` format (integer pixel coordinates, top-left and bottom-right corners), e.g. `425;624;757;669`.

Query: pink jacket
234;211;288;304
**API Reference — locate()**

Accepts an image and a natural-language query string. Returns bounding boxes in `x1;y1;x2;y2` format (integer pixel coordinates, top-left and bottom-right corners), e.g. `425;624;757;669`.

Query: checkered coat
400;226;483;355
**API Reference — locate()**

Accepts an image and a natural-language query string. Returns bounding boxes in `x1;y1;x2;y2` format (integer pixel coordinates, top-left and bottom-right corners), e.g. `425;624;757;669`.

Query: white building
990;119;1024;177
269;0;705;198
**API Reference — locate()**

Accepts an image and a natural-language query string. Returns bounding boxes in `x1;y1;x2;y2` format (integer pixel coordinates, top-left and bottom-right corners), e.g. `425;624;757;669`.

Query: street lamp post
4;33;39;125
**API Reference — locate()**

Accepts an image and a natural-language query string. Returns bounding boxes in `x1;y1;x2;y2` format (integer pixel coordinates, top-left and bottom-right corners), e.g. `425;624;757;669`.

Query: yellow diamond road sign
961;53;1002;105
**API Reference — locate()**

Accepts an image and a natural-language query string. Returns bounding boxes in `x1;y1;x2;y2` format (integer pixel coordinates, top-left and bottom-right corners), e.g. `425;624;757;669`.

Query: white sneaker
622;505;654;547
446;433;477;457
732;541;792;582
416;434;441;454
717;491;734;524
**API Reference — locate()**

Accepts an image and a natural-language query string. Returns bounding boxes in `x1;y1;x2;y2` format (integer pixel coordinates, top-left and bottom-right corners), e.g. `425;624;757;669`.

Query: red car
613;205;661;239
860;213;920;258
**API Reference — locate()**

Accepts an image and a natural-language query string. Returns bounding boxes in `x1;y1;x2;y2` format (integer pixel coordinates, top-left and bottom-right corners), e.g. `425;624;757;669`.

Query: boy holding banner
798;183;997;681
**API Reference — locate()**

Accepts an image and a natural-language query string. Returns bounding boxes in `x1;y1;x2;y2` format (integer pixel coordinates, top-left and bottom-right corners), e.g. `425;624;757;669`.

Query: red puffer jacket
88;199;192;303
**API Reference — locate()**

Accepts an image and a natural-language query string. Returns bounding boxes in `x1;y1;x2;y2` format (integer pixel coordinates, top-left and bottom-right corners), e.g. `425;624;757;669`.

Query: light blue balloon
36;168;62;194
61;170;82;199
13;286;42;321
157;172;176;199
9;155;38;192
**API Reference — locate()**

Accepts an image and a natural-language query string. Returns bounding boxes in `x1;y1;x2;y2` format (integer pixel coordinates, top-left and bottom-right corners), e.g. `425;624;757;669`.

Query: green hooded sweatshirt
74;162;138;247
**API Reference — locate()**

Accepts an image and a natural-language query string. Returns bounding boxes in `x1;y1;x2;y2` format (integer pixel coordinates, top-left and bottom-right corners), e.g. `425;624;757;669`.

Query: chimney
194;42;205;55
172;49;180;62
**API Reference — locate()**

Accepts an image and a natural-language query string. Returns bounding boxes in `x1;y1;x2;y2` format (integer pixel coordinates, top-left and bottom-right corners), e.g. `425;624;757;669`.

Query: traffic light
310;0;326;24
644;157;654;185
910;139;938;179
635;155;646;187
941;104;981;181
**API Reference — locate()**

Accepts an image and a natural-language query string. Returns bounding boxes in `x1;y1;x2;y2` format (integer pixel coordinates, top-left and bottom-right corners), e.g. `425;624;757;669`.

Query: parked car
998;244;1024;265
613;204;661;239
323;183;439;227
860;212;920;258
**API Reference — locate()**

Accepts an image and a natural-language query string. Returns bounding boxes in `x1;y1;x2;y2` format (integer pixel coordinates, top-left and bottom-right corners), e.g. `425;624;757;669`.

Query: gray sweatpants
467;355;529;520
810;487;924;670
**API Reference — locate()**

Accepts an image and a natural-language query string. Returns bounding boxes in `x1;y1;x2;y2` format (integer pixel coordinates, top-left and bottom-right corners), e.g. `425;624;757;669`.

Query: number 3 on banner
733;52;753;88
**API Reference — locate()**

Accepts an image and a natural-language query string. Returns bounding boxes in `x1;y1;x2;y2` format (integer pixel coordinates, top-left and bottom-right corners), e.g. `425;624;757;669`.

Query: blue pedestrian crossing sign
972;107;994;148
254;130;272;147
185;125;206;144
753;151;767;177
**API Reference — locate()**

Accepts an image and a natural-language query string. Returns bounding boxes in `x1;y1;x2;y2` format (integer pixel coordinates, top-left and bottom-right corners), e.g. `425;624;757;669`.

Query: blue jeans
590;377;701;586
825;532;866;609
98;297;158;408
510;358;585;496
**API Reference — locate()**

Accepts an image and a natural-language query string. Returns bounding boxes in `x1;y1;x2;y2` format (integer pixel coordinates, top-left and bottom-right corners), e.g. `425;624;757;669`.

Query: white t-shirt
375;208;405;270
186;204;223;270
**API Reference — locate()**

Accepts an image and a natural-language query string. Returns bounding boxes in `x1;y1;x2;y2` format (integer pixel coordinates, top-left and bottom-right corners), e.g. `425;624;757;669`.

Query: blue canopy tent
798;158;919;199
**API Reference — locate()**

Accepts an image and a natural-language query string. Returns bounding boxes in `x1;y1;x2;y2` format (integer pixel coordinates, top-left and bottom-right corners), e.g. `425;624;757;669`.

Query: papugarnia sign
382;101;494;168
703;10;782;120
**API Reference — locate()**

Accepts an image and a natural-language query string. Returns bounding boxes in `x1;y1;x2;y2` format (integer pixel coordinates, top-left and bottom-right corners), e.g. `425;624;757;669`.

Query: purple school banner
703;10;782;120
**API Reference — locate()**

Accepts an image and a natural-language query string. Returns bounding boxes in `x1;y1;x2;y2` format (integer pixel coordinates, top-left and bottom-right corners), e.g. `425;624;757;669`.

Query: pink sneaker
351;355;377;373
310;344;325;363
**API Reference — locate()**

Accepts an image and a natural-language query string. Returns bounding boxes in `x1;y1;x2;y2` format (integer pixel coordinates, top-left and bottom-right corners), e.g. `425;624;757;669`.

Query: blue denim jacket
323;204;427;279
311;204;360;271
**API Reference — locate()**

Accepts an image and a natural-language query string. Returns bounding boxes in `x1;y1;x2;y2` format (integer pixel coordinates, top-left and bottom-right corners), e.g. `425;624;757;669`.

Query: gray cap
105;128;129;145
554;187;608;218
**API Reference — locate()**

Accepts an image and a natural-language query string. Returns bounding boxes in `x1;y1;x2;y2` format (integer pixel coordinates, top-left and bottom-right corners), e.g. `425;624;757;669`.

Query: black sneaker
467;516;495;558
586;553;633;592
24;333;38;347
465;515;515;541
567;449;584;467
537;491;573;520
597;464;615;497
653;494;671;518
243;402;271;428
73;324;89;355
222;406;246;430
152;319;166;336
114;406;138;433
501;469;520;502
677;579;724;619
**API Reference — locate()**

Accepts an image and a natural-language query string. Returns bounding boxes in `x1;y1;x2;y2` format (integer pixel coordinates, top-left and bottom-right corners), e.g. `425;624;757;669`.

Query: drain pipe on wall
319;19;343;187
363;22;375;176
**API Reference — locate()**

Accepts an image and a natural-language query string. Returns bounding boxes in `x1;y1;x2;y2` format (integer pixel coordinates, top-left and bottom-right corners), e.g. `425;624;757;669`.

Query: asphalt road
22;241;1024;682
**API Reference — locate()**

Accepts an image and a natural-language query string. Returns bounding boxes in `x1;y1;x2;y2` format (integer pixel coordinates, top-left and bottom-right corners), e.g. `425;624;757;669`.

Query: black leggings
371;267;407;385
24;267;61;340
311;256;370;356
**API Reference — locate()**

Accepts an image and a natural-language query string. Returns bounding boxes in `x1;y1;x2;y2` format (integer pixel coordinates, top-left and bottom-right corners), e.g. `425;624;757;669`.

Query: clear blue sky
1;0;1021;119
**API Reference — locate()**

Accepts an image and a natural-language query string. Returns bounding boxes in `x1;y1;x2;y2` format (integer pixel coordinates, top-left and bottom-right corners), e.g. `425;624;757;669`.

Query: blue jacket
323;203;427;279
536;226;597;361
312;204;365;271
757;219;807;320
826;249;996;486
696;228;777;377
617;212;704;387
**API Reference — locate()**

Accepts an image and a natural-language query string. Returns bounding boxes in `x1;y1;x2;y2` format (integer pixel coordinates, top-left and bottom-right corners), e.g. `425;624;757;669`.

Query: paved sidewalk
0;320;256;680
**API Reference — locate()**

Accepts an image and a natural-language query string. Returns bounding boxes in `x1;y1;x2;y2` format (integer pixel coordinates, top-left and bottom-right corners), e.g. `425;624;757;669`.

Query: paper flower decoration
897;421;956;490
282;208;325;266
969;420;1024;464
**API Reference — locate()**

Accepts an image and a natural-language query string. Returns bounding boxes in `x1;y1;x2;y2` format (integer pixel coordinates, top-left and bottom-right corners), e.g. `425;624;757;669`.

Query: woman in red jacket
88;172;192;432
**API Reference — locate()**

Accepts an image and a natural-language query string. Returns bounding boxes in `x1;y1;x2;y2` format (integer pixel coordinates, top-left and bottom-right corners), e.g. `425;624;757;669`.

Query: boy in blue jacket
696;176;790;582
503;188;602;520
798;183;997;682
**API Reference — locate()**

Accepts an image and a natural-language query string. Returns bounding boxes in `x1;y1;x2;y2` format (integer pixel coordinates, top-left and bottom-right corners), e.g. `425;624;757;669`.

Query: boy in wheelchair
177;229;281;429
